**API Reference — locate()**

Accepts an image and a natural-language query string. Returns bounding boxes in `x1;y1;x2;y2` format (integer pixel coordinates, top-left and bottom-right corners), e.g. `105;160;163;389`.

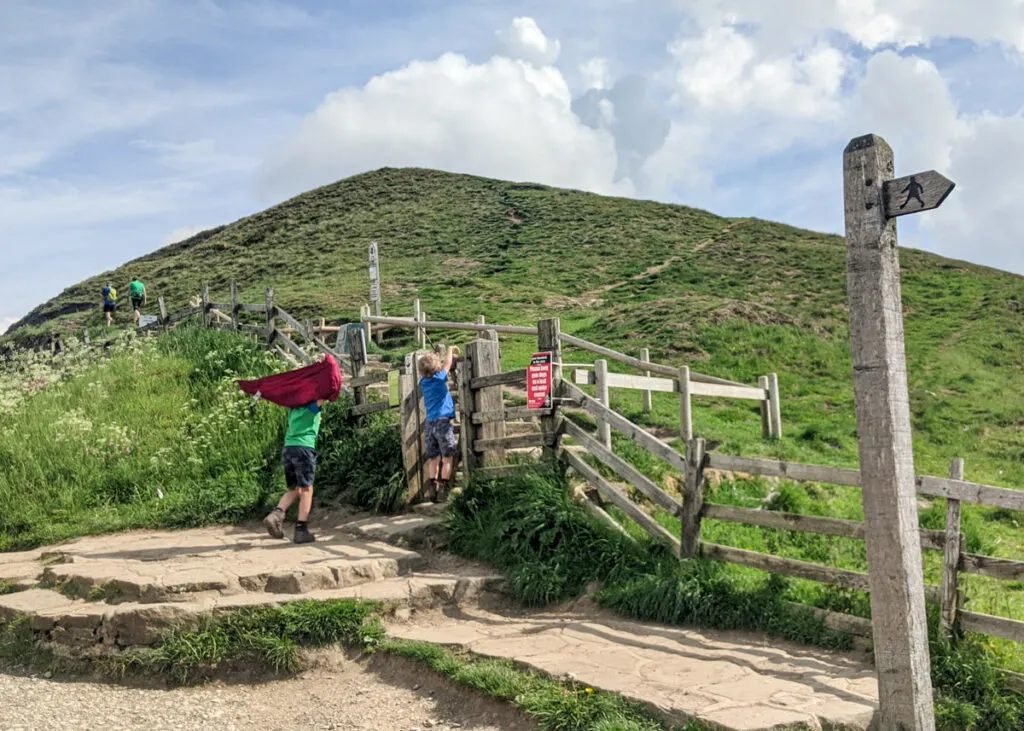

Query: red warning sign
527;352;553;410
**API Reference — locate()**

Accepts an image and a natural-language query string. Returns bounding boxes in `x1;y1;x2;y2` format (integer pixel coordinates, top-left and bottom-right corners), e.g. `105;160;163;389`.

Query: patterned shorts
424;418;457;459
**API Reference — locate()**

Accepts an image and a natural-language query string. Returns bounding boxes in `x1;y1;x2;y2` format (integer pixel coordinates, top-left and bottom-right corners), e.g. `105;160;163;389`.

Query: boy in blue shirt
418;345;460;502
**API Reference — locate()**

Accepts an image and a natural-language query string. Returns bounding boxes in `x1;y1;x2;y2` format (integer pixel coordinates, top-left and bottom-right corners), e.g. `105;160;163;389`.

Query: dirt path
1;654;532;731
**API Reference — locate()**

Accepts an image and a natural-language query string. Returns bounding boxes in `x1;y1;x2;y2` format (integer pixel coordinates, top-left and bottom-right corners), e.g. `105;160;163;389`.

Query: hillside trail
571;219;748;309
0;507;879;731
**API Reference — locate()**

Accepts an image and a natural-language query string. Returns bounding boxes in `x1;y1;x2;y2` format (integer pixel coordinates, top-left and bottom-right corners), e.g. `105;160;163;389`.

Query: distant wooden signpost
843;134;955;731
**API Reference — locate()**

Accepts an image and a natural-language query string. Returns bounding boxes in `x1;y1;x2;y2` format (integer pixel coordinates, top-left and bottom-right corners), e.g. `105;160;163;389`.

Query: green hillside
10;167;1024;483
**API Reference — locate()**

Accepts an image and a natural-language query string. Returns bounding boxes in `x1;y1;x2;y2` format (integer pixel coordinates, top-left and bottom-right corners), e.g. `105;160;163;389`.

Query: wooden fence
362;302;783;442
433;315;1024;665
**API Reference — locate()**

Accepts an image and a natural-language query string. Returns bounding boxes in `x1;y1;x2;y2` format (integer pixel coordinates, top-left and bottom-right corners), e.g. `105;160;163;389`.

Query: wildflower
585;688;593;694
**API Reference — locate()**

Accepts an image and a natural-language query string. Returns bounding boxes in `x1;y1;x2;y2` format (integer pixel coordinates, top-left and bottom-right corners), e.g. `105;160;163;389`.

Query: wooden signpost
843;134;955;730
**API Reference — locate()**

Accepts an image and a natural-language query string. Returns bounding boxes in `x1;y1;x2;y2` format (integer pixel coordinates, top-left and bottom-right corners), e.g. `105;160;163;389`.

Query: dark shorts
424;418;457;459
103;303;117;313
282;446;317;488
131;298;143;311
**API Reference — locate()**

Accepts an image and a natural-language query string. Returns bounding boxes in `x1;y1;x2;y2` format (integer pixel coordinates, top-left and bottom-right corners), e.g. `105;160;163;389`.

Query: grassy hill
9;167;1024;482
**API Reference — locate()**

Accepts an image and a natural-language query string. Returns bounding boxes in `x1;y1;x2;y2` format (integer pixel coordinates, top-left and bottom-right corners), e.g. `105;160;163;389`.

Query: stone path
390;605;878;731
0;509;880;730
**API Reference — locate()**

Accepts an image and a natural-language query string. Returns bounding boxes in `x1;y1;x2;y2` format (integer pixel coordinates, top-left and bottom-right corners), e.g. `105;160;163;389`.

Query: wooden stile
467;339;505;467
538;318;563;466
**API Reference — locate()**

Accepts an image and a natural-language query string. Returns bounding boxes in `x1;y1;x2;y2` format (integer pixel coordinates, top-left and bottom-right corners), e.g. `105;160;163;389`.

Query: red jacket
237;354;343;408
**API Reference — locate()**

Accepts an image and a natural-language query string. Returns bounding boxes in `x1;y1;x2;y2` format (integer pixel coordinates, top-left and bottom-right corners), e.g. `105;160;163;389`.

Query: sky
2;0;1024;333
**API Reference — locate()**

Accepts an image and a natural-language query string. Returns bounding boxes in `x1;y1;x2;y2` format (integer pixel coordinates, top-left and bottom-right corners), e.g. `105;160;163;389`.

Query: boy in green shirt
128;278;147;325
262;399;325;544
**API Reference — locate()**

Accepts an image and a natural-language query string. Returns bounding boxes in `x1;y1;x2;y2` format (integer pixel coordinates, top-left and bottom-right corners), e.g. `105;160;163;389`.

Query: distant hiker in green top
128;278;147;325
263;399;325;544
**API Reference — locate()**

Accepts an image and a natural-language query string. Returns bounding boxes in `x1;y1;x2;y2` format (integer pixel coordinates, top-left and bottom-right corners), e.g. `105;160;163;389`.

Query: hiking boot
293;525;316;544
262;508;285;539
435;480;451;503
425;479;438;503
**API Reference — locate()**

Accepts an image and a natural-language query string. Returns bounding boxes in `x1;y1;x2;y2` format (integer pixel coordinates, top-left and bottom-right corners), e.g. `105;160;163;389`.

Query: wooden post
265;288;275;346
360;304;373;346
680;437;705;558
467;339;505;466
477;315;486;326
679;365;693;442
83;328;90;346
768;373;783;439
399;373;423;502
304;318;314;345
158;297;168;330
457;358;476;483
230;281;239;331
483;328;498;342
641;348;652;414
413;299;422;347
595;359;612;449
759;376;771;439
843;133;935;729
418;311;427;349
940;457;965;637
538;318;562;465
348;327;368;408
201;282;210;328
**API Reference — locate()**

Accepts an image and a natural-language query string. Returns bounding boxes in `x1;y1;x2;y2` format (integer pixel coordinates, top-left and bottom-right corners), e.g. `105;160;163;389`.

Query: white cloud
846;52;1024;271
495;16;561;66
670;24;848;119
684;0;1024;51
579;57;611;90
258;51;630;201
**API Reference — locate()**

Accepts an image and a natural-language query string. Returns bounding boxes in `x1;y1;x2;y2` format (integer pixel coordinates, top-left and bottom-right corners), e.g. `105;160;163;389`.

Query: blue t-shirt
420;370;455;421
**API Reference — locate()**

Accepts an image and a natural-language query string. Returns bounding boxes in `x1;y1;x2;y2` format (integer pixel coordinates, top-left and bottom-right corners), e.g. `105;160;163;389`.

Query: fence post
158;297;168;330
477;315;486;326
360;304;373;346
467;339;505;467
641;348;652;414
759;376;771;439
418;311;427;349
201;282;210;328
940;457;965;637
230;281;239;331
681;437;706;558
768;373;783;438
265;288;275;346
348;328;368;408
304;318;314;346
457;358;476;484
413;298;423;347
679;365;693;443
83;328;90;346
595;359;612;449
399;372;423;502
538;318;562;465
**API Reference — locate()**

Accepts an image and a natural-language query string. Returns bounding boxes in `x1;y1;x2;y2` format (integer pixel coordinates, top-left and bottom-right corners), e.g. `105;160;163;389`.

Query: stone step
342;514;444;550
34;535;425;605
3;573;503;650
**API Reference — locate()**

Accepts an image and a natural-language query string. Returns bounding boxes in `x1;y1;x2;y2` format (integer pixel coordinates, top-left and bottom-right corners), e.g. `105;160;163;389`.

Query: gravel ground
1;655;534;731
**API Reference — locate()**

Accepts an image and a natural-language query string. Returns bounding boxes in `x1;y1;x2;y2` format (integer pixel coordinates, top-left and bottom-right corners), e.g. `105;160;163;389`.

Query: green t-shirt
285;406;321;449
129;281;145;298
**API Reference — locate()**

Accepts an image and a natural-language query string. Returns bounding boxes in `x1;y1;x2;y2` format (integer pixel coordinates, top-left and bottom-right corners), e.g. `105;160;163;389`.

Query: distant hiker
101;283;118;326
129;277;147;324
417;345;461;503
236;355;344;545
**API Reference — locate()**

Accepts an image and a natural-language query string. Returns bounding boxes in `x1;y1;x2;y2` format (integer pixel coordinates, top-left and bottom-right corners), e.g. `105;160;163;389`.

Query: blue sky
2;0;1023;332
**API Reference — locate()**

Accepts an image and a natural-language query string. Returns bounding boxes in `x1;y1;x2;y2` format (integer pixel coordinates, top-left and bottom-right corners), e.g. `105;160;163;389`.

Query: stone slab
389;607;879;731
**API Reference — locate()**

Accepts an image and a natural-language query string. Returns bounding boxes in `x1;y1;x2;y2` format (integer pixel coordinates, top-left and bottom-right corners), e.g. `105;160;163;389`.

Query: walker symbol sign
883;170;955;219
527;352;553;410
